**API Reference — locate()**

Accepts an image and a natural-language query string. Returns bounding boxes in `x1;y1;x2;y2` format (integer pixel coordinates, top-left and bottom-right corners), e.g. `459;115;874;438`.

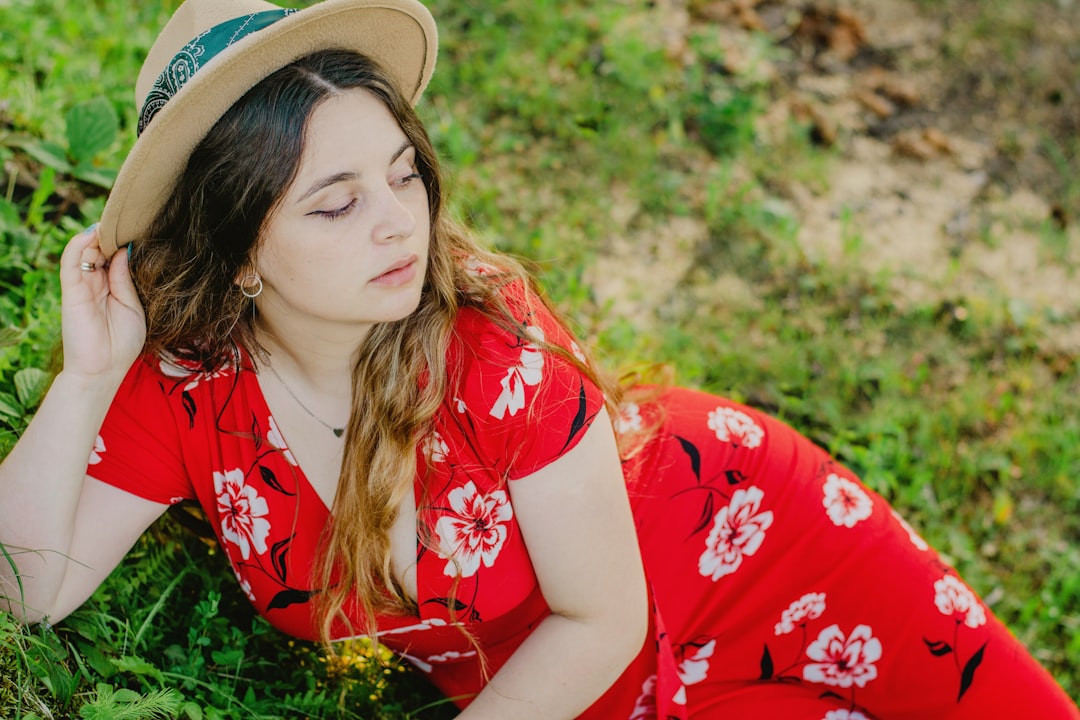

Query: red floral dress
88;285;1078;719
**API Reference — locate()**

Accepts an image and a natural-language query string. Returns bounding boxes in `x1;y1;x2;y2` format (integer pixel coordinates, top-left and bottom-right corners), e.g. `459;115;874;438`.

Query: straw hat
98;0;438;257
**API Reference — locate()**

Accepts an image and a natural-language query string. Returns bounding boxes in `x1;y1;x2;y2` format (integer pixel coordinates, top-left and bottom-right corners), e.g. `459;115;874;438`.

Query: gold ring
79;261;96;272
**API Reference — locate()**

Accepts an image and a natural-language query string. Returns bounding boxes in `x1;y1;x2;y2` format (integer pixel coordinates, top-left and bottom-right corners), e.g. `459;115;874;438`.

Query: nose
372;182;417;244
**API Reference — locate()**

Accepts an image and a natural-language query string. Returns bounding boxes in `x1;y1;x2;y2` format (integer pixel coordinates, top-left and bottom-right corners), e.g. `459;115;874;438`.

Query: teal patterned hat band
137;9;296;136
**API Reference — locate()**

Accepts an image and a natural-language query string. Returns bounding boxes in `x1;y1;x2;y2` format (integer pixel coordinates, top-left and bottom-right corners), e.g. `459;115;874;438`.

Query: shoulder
442;277;605;478
451;277;587;370
111;346;249;428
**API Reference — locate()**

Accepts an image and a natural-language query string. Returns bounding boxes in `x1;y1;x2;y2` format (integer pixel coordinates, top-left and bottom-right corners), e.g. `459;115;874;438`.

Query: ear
235;267;263;298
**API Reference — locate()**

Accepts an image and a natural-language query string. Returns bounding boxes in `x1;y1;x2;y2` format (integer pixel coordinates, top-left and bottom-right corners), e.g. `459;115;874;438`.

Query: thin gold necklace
264;361;346;438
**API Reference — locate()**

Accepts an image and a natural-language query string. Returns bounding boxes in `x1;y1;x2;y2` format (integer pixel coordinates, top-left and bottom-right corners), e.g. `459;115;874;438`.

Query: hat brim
99;0;437;258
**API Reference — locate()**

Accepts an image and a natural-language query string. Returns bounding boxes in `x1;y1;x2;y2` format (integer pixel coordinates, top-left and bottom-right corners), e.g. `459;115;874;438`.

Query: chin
379;289;426;324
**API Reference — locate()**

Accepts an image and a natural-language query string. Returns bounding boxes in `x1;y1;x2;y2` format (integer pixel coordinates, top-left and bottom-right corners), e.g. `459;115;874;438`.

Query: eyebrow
295;140;415;203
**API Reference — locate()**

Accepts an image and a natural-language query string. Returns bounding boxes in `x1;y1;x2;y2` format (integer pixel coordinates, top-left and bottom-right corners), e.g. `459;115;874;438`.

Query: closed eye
309;198;357;221
394;172;423;189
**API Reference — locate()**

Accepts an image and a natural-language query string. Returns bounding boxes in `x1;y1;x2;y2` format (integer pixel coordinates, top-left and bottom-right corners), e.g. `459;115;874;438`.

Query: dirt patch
595;0;1080;350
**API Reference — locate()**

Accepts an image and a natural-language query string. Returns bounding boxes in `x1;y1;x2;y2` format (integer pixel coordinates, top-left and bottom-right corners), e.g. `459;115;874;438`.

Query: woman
0;0;1076;717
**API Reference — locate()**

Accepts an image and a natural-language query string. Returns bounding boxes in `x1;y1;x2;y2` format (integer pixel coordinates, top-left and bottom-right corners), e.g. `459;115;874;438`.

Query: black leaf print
675;436;702;482
759;643;774;680
724;469;748;485
556;380;591;456
818;691;845;701
259;464;295;496
689;492;716;538
923;638;954;657
270;535;292;584
424;596;468;612
958;641;987;701
423;597;483;622
181;390;196;429
567;381;588;444
251;413;262;451
266;588;311;611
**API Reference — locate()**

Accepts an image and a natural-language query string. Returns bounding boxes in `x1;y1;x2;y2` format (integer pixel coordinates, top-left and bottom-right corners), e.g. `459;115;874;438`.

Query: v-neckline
238;346;424;612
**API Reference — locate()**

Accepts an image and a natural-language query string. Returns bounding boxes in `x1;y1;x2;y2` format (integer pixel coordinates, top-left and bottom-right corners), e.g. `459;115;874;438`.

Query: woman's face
251;88;431;336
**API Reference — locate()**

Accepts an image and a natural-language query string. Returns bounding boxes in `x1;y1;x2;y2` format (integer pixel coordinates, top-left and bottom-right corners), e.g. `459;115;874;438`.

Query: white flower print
266;416;297;466
426;650;478;664
614;402;643;434
232;567;256;603
374;618;449;638
489;326;545;419
822;473;873;528
570;340;587;364
891;509;930;551
933;575;987;628
464;256;498;277
824;711;869;720
775;592;827;635
678;639;716;687
214;469;271;560
707;406;764;448
803;624;882;689
454;397;468;413
423;431;449;463
88;434;106;465
159;355;232;391
434;481;513;577
698;486;774;581
629;675;658;719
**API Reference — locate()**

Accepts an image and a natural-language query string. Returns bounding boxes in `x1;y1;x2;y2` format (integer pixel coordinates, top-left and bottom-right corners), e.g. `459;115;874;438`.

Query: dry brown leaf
855;89;897;118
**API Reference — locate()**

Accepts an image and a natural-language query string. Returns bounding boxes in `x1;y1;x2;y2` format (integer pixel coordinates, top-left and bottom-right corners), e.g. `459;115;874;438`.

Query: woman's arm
0;227;164;623
457;407;649;719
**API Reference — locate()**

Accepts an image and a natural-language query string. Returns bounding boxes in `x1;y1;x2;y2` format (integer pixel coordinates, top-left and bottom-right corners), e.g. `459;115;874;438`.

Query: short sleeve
86;355;193;504
451;282;606;480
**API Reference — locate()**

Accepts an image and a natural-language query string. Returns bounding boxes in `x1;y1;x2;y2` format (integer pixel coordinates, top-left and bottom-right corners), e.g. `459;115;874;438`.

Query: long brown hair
131;49;620;644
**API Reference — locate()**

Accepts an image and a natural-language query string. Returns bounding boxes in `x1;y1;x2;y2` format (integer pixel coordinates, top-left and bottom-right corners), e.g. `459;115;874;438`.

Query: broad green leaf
0;392;23;420
14;367;50;408
65;98;119;165
9;137;72;173
0;327;21;348
110;654;165;682
72;162;118;190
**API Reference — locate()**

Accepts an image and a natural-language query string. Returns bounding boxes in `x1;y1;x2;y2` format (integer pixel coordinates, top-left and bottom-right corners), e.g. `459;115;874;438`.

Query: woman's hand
58;225;146;383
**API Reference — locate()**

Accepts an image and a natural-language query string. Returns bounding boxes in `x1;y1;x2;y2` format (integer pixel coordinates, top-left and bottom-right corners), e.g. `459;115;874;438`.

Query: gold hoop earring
239;274;263;299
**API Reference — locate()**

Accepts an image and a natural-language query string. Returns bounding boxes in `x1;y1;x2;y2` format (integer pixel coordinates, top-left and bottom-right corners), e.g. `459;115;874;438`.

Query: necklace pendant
333;427;345;438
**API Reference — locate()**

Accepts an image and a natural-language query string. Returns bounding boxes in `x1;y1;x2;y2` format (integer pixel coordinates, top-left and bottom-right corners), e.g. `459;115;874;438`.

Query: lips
371;254;419;286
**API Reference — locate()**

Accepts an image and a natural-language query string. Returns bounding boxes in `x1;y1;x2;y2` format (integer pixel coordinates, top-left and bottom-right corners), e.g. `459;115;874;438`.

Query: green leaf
0;327;21;348
0;392;23;420
111;654;165;682
8;136;72;173
14;367;50;409
27;166;57;230
65;98;119;165
72;162;118;189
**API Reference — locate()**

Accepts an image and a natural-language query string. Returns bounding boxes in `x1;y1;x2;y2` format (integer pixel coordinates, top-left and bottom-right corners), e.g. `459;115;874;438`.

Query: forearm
0;370;123;620
456;605;648;719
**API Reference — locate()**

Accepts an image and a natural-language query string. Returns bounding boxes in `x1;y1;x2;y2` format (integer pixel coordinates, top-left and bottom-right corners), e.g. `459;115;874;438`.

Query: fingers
105;246;143;314
60;224;106;282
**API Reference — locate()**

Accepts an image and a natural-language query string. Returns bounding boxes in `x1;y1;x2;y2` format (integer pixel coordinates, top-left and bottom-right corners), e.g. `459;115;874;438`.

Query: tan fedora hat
98;0;438;258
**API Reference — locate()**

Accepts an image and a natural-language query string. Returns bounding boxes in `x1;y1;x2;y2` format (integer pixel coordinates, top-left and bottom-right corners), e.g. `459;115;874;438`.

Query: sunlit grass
1;0;1077;715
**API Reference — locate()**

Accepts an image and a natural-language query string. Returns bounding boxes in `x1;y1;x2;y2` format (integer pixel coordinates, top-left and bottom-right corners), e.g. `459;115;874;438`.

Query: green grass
1;0;1078;716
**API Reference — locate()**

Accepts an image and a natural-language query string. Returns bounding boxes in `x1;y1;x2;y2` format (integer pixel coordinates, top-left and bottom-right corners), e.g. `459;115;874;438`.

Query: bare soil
593;0;1080;350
